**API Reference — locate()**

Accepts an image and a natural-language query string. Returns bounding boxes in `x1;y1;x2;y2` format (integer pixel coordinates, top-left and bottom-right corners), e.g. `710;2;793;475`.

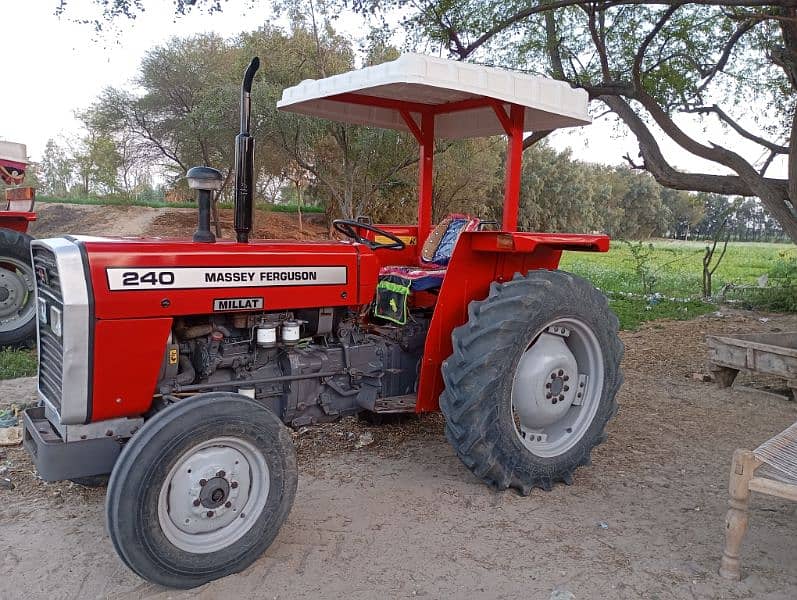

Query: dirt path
28;202;327;240
1;310;796;599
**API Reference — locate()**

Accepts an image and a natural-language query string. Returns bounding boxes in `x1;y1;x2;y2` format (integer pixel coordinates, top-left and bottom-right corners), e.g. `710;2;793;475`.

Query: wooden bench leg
710;365;739;389
719;450;760;580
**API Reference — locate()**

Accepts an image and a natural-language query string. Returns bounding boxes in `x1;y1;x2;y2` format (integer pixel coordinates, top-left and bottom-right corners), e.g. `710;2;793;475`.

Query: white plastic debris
354;432;374;449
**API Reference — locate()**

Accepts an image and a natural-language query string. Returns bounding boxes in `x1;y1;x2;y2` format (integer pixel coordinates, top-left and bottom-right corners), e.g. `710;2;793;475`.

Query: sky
0;0;785;181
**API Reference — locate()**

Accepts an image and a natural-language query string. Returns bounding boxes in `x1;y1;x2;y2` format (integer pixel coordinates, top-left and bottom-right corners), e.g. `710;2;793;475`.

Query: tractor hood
47;236;378;320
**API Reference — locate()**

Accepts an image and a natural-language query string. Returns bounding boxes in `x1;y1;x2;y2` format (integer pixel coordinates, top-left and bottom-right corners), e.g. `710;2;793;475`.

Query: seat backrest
3;187;35;212
420;214;480;266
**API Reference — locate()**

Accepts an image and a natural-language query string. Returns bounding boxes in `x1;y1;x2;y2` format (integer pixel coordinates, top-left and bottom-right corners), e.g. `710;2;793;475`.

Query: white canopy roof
277;54;590;140
0;141;27;165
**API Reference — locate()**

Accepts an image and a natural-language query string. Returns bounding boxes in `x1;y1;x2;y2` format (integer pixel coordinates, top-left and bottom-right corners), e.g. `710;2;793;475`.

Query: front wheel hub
200;476;231;509
158;437;269;554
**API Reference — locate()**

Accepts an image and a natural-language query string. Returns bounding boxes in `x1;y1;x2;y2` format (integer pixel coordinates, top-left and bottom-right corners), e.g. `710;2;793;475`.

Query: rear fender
416;231;609;412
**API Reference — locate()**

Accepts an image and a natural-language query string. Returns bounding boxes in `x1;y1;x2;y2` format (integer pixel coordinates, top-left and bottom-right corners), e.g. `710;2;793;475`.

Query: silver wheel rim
511;317;605;458
0;257;34;333
157;436;270;554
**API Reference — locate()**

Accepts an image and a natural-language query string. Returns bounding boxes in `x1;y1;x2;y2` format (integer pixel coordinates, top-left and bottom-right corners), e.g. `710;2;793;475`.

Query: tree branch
760;150;778;176
632;4;682;85
585;4;611;80
695;19;756;96
633;87;765;183
522;130;553;150
686;104;789;153
600;94;758;196
447;0;793;59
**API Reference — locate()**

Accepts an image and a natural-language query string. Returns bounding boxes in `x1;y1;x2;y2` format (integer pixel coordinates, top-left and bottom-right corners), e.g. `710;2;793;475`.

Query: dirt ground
28;202;328;240
1;204;795;599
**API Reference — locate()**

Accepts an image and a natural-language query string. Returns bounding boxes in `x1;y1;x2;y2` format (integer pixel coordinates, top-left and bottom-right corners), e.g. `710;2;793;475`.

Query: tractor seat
378;215;480;291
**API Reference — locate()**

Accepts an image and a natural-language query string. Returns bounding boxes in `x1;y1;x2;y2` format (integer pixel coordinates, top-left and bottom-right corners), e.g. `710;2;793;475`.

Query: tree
518;142;600;232
337;0;797;242
662;189;704;239
70;125;123;196
38;139;74;196
242;18;419;219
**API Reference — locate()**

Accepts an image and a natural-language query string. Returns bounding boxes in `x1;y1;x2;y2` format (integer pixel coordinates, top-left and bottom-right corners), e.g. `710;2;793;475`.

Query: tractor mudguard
415;230;609;412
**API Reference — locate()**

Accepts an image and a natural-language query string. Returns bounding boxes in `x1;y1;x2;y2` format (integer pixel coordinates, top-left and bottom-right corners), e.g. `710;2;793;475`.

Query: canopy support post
502;104;525;231
417;112;435;250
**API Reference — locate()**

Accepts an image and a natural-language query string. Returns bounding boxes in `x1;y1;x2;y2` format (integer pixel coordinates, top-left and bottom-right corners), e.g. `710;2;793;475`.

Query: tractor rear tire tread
440;270;623;495
0;229;36;349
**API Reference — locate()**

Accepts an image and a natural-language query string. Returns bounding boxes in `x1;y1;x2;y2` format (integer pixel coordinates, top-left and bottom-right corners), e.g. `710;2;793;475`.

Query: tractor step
373;394;417;413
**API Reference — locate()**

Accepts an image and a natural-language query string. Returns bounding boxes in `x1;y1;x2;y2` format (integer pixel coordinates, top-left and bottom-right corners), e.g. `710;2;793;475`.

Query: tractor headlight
37;297;48;324
49;306;62;337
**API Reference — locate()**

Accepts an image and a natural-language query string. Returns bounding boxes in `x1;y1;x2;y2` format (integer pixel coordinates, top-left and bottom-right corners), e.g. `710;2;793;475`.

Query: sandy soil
1;310;796;599
1;204;794;598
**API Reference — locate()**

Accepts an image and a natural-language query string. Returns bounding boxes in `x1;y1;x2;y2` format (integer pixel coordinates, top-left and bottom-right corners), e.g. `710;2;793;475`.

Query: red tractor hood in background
76;236;379;319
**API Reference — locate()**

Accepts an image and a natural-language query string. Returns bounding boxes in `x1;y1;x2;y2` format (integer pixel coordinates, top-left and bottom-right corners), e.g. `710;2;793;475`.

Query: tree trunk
295;181;303;233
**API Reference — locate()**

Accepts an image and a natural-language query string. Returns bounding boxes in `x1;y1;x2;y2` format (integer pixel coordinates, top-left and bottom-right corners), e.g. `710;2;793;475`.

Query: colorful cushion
420;214;480;266
378;265;447;291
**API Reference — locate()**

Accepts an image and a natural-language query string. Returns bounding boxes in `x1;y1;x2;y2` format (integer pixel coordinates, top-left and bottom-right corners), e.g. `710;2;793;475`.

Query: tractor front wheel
106;392;297;588
0;229;36;348
440;270;623;494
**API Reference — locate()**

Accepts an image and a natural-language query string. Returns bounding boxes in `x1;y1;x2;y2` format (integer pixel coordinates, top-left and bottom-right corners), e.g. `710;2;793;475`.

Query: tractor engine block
156;309;429;427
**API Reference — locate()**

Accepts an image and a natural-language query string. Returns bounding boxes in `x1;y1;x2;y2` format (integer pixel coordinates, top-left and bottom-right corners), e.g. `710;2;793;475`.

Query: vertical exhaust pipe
234;57;260;243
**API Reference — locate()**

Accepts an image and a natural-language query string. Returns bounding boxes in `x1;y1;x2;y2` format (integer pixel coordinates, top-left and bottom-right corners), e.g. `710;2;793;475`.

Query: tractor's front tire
0;229;36;349
440;270;623;495
106;392;298;589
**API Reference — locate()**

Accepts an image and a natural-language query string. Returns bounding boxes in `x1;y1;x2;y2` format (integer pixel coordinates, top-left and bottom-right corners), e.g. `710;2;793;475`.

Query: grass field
0;349;37;379
560;239;793;297
559;239;795;329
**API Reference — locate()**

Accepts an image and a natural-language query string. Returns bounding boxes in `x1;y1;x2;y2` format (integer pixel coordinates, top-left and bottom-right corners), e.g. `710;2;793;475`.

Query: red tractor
0;141;37;347
23;55;622;588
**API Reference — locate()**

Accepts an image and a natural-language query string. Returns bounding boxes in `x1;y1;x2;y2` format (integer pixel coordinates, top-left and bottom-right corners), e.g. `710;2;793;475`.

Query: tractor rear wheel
440;270;623;495
0;229;36;349
106;392;297;589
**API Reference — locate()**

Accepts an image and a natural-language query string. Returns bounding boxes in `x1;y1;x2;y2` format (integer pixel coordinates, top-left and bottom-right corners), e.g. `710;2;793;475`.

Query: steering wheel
332;219;406;251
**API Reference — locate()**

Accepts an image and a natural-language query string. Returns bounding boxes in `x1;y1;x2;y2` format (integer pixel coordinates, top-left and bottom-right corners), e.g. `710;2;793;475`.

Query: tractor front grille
33;246;64;411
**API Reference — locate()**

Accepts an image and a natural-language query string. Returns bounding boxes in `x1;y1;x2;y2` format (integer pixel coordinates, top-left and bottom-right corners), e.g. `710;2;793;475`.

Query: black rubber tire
0;229;36;349
70;475;109;488
440;270;623;495
106;392;298;589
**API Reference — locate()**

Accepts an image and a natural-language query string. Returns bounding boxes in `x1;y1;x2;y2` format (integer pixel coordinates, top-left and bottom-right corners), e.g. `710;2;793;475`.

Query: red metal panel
329;93;504;118
434;96;497;115
329;93;432;115
490;101;512;135
399;110;423;143
417;113;435;256
415;231;609;412
0;212;36;233
470;231;610;254
502;104;525;231
362;224;420;267
92;317;173;420
82;238;378;319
